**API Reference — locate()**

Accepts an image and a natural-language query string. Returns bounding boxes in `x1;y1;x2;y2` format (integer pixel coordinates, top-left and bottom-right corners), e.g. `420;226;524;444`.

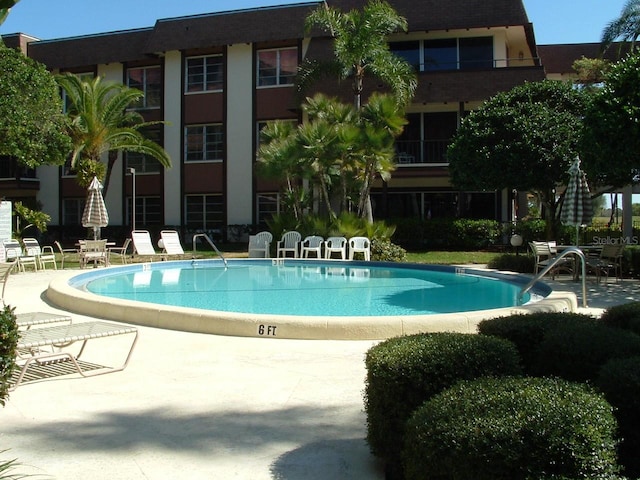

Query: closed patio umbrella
82;176;109;240
560;157;593;245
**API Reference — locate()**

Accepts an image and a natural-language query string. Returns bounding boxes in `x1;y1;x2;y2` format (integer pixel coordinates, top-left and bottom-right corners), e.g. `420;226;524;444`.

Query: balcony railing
395;140;450;165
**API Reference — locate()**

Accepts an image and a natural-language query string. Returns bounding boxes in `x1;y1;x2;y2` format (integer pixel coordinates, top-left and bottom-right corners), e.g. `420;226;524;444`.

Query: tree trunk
102;150;119;199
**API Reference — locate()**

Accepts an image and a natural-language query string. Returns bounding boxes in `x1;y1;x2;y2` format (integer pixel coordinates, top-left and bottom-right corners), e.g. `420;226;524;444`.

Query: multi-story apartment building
2;0;553;241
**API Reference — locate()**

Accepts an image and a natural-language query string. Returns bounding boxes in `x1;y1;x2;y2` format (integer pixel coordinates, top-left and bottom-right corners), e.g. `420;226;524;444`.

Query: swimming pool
47;259;578;340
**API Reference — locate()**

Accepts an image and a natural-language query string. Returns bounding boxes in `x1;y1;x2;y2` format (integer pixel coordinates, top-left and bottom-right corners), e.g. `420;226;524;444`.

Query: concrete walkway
1;269;638;479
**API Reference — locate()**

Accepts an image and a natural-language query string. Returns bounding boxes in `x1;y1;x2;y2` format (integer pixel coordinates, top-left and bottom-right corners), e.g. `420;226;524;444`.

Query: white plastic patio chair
300;235;324;258
324;237;347;260
276;231;301;258
348;237;371;261
248;231;273;258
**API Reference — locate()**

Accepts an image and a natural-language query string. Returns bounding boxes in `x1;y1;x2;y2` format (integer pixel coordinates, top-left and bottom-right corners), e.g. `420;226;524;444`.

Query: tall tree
56;73;171;198
447;80;588;238
0;44;71;168
601;0;640;52
257;93;405;221
301;0;417;109
582;51;640;189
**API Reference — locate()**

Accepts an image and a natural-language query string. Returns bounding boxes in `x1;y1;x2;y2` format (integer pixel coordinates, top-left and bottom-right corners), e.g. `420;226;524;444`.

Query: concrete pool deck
1;268;638;479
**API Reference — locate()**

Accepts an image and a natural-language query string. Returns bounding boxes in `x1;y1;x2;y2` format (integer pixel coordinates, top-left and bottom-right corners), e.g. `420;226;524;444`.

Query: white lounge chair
248;231;273;258
131;230;166;261
301;235;324;258
348;236;371;261
0;261;16;304
160;230;186;256
23;238;57;270
11;321;138;390
324;236;347;260
276;231;301;258
3;239;37;272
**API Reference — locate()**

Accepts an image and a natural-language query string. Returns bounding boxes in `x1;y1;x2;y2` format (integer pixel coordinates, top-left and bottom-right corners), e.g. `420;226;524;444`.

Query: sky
0;0;629;45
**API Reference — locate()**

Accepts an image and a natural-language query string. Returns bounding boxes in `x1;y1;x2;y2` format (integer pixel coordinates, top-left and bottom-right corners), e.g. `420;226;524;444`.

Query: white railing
519;246;587;308
192;233;228;269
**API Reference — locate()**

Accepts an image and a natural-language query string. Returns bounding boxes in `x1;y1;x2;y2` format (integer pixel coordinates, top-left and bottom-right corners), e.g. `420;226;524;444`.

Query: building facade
2;0;555;241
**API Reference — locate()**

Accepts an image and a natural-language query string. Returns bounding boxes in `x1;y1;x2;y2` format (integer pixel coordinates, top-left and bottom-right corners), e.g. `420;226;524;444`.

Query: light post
128;167;136;232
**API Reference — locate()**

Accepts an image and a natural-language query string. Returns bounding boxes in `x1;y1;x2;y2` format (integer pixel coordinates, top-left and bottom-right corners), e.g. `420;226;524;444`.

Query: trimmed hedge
0;305;18;406
600;301;640;335
478;313;597;374
403;376;621;480
596;356;640;478
532;320;640;382
486;253;535;273
364;333;521;470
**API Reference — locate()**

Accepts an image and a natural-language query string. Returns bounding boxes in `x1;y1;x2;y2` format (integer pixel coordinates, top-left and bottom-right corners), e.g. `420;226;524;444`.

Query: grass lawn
405;251;499;265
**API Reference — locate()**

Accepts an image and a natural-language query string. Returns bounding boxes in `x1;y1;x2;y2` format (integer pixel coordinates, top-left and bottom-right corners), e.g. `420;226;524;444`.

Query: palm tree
601;0;640;52
56;73;171;197
301;0;417;109
0;0;19;28
256;120;307;221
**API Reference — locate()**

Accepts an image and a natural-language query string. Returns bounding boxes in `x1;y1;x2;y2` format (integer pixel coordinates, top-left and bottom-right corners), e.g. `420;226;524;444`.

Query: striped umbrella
82;176;109;240
560;157;593;245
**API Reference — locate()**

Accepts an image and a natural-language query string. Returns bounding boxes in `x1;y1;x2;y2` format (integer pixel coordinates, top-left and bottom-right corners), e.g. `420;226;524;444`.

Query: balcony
395;140;449;166
0;157;39;193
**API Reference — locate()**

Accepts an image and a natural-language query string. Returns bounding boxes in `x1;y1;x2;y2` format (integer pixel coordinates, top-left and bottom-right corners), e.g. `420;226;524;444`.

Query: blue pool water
74;260;538;317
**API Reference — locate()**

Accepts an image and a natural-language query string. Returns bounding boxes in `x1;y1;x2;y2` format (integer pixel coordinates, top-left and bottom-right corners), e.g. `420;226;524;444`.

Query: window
62;198;85;226
423;39;458;71
257;193;280;225
185;194;224;230
125;127;163;173
459;37;494;70
390;41;421;70
185;124;224;162
392;37;494;71
126;196;162;226
62;72;94;113
257;47;297;87
126;66;161;109
185;55;223;93
395;112;458;164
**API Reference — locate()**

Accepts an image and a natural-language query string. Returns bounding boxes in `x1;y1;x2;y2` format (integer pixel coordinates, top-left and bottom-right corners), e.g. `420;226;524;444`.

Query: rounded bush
487;253;535;273
364;333;521;466
597;356;640;477
403;376;620;480
532;321;640;382
478;313;596;374
371;238;407;262
600;301;640;335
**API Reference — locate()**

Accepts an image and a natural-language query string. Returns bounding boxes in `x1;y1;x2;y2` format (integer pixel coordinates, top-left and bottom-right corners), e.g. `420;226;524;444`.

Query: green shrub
364;333;521;470
478;313;596;374
600;301;640;335
532;320;640;382
0;305;18;406
487;253;535;273
451;218;502;250
597;356;640;477
371;239;406;262
403;376;621;480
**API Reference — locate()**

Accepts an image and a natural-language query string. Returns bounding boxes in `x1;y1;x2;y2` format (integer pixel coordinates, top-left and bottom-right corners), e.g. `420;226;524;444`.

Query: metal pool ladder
192;233;228;269
519;246;587;308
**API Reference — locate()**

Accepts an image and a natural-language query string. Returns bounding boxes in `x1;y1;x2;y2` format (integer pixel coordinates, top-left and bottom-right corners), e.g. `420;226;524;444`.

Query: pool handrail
519;246;587;308
192;233;228;269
